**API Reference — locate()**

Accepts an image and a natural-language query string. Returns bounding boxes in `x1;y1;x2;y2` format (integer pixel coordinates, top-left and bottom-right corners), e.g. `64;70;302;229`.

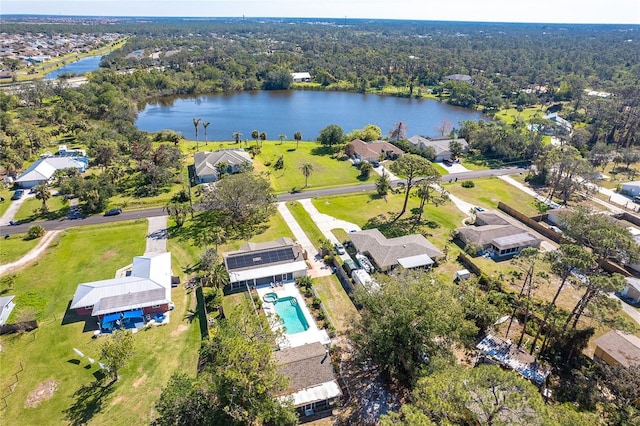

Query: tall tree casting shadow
63;380;115;426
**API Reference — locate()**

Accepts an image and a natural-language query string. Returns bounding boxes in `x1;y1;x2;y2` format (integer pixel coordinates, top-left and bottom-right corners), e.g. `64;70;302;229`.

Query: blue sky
2;0;639;24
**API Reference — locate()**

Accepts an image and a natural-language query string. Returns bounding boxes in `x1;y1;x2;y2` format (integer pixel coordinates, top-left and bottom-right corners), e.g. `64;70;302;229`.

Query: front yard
0;221;202;425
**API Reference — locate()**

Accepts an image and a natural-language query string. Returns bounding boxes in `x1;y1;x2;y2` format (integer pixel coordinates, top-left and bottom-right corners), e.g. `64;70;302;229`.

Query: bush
317;311;325;321
312;297;321;308
26;225;45;240
461;180;475;188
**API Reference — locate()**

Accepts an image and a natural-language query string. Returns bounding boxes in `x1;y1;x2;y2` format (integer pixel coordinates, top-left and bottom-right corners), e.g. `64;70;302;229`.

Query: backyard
0;220;201;425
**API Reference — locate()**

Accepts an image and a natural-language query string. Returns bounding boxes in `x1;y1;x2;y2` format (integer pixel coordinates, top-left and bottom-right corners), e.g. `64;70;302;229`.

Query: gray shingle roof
194;149;252;179
349;229;443;270
594;330;640;367
407;136;468;157
274;342;337;393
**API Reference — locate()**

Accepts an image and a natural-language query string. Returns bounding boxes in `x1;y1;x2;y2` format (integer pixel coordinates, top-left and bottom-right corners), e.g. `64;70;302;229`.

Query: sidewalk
277;202;332;278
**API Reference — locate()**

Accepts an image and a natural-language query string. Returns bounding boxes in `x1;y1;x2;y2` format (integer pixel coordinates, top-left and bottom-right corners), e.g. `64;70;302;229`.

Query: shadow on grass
310;145;341;156
63;380;115;426
61;301;100;333
194;286;209;339
363;213;440;238
19;206;70;224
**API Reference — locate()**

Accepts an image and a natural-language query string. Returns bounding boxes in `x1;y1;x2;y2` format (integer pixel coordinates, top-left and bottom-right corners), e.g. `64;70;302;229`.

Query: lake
135;91;486;141
44;55;103;80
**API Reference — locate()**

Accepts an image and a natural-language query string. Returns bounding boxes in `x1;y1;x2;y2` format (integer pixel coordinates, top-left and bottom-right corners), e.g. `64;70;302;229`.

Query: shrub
317;311;325;321
461;180;475;188
26;225;45;240
312;297;322;308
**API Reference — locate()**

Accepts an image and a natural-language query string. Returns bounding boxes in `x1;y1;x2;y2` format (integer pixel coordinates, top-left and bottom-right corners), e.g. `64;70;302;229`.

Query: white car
334;243;346;255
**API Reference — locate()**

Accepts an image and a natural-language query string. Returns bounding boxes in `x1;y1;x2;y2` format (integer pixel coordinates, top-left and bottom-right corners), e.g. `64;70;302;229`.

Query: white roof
228;260;307;283
70;252;172;315
397;254;434;269
282;380;342;406
291;72;311;79
16;157;85;184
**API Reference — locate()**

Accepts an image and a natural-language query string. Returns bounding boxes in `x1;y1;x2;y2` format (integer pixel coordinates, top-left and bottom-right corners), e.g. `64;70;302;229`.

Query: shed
456;269;471;280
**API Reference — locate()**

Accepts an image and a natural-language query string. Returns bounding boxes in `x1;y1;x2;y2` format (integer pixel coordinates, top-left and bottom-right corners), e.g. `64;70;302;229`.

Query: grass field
0;187;13;218
493;106;545;125
443;177;543;216
254;142;366;193
0;220;202;425
0;233;42;265
312;275;359;334
13;195;69;223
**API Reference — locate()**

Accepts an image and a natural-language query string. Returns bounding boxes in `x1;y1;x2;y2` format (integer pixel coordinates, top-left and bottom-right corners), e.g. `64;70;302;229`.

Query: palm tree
202;121;211;144
193;118;202;150
251;130;259;145
260;132;267;147
233;131;242;144
278;134;287;144
293;131;302;149
34;184;51;214
300;163;313;188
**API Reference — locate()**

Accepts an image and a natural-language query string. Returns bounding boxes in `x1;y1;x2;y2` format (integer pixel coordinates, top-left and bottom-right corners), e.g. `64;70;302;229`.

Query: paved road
0;166;527;236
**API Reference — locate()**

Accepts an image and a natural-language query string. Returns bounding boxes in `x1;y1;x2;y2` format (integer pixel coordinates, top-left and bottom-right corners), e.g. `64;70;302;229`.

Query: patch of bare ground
332;344;401;425
170;324;189;337
110;395;124;406
101;249;116;261
133;374;147;388
24;380;57;408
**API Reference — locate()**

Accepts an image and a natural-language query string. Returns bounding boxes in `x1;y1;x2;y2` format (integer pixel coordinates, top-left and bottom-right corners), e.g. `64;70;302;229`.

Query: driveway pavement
277;202;332;278
146;215;168;254
0;192;35;226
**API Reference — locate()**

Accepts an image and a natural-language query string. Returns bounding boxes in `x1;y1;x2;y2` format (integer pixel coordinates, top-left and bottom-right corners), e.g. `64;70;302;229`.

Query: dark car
10;189;24;200
104;207;123;217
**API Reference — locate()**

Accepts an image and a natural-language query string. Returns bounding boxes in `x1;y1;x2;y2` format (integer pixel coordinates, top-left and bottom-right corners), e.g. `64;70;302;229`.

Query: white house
622;277;640;304
193;150;252;184
0;296;16;326
15;157;87;188
291;72;311;82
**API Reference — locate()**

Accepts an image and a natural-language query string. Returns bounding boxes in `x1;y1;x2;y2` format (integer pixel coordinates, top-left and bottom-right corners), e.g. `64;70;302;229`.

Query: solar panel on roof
226;247;296;270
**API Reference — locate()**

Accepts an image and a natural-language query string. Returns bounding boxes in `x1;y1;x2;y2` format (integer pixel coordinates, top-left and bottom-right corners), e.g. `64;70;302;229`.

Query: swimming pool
273;296;309;334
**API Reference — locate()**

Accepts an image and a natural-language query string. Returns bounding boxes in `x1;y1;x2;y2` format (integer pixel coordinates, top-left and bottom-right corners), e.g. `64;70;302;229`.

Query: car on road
10;189;24;200
334;243;346;255
104;207;123;217
473;206;486;212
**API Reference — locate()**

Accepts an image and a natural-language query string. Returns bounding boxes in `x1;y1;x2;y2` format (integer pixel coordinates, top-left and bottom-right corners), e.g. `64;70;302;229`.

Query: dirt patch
133;374;147;388
110;395;124;406
170;324;189;337
101;249;116;261
24;380;57;408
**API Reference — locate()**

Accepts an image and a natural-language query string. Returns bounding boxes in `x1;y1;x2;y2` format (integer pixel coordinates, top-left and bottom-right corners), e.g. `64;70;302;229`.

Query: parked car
334;243;346;255
370;160;380;167
473;206;486;212
104;207;123;217
10;189;24;200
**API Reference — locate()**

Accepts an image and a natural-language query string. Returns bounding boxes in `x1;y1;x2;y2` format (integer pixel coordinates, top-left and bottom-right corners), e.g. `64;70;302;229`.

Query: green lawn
312;190;465;248
254;141;367;194
443;177;543;216
312;275;359;334
285;201;325;245
13;195;69;223
0;220;202;425
0;187;13;218
493;106;545;125
0;233;42;265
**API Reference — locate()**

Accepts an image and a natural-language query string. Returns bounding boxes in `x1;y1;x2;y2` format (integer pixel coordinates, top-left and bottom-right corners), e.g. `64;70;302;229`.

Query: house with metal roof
70;252;172;330
349;228;443;272
456;211;542;258
223;238;307;291
407;135;469;162
345;139;404;163
0;296;16;326
275;342;342;418
193;149;252;184
290;72;311;82
593;330;640;367
15;157;87;188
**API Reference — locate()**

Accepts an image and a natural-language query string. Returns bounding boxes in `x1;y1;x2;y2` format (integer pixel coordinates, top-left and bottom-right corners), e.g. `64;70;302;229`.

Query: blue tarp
123;309;143;319
101;312;121;328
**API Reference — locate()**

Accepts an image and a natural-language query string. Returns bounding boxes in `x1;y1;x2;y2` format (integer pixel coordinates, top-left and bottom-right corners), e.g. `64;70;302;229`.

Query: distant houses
290;72;311;82
345;139;404;163
443;73;473;84
15;156;87;188
193;149;252;184
407;136;469;162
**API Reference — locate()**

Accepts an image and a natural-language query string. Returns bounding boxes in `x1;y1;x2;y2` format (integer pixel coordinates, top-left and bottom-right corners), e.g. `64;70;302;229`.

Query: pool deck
257;283;330;349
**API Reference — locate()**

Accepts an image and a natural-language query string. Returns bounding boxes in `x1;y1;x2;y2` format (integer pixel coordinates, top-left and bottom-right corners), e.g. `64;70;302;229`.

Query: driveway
277;202;332;278
0;230;62;277
146;215;168;254
0;192;36;226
